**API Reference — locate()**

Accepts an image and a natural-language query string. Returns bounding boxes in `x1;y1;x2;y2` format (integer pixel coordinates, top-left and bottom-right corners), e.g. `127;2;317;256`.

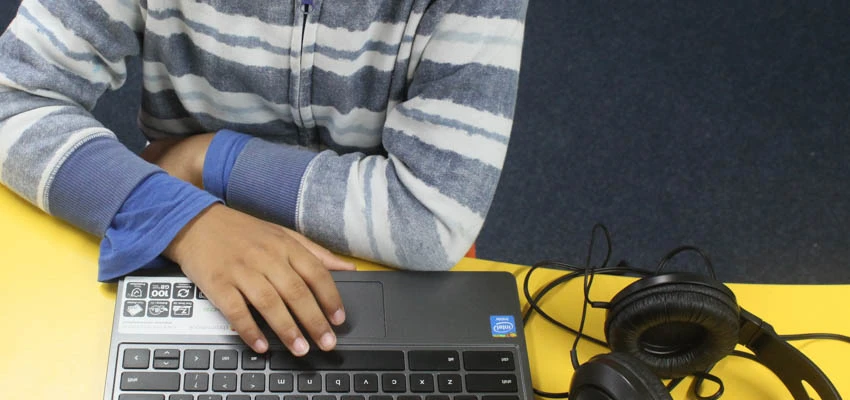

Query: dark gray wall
2;1;848;283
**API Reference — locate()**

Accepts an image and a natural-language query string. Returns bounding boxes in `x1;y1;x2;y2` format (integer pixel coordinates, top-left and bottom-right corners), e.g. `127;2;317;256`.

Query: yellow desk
1;185;848;399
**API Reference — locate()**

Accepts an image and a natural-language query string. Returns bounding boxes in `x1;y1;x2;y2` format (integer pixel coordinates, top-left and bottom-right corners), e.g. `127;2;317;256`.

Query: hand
164;203;356;356
140;133;215;188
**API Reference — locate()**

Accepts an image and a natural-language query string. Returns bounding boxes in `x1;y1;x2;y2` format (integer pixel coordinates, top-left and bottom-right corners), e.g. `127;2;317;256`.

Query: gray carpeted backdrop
2;1;848;283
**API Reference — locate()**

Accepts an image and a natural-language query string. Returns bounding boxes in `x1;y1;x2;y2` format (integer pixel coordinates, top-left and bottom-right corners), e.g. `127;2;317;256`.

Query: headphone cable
569;224;611;370
655;245;718;279
522;224;848;399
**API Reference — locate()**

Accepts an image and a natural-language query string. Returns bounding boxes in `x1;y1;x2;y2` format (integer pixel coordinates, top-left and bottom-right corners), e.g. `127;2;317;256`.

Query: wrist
163;202;221;264
202;130;254;200
189;134;214;188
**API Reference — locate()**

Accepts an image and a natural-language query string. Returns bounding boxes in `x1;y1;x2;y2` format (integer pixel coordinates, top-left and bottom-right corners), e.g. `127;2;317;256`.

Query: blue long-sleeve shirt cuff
98;171;221;282
203;129;316;229
202;129;252;201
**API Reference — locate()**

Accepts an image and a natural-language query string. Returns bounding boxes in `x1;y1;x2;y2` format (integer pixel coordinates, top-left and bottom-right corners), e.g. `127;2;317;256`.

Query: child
0;0;527;355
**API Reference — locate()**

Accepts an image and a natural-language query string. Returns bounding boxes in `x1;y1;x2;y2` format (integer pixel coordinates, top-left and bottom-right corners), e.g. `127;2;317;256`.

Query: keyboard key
409;351;460;371
482;396;519;400
123;349;150;369
342;396;366;400
214;350;239;370
185;372;210;392
314;396;337;400
154;359;180;369
243;351;266;370
120;372;180;391
368;396;392;400
399;396;422;400
298;372;322;392
326;373;350;392
213;372;238;392
118;395;165;400
284;396;308;400
169;395;193;400
184;350;211;370
382;373;406;392
242;372;265;392
257;396;281;400
226;396;251;400
270;373;294;392
271;350;404;371
465;375;518;393
410;374;435;393
463;352;515;371
426;396;450;400
198;396;223;400
154;349;180;360
454;396;478;400
438;374;462;393
354;373;379;393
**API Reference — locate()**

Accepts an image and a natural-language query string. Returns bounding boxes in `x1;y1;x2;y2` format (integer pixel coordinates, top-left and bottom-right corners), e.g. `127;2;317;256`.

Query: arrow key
123;349;150;369
154;349;180;360
185;349;211;370
154;359;180;369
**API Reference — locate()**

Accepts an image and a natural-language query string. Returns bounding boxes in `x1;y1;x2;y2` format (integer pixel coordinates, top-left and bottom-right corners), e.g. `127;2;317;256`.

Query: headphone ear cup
605;283;740;378
570;352;672;400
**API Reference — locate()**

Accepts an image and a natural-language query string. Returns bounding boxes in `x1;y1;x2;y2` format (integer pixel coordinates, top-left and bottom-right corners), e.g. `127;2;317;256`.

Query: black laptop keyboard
114;345;523;400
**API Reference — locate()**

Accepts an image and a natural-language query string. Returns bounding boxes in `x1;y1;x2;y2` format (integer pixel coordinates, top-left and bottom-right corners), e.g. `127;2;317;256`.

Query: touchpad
333;281;386;339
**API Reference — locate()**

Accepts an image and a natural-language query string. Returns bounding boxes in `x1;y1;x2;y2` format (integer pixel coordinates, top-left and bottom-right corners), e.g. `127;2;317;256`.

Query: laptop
103;271;535;400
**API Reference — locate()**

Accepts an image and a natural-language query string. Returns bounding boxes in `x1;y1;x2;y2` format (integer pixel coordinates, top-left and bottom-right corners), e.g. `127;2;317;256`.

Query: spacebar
270;350;405;370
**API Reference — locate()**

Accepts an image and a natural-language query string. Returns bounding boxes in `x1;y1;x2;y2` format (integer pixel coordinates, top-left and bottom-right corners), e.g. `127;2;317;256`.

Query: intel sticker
490;315;517;337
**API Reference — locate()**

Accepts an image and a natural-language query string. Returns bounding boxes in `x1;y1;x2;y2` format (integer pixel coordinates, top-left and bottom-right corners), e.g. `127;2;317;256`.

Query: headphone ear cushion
571;352;672;400
606;283;740;378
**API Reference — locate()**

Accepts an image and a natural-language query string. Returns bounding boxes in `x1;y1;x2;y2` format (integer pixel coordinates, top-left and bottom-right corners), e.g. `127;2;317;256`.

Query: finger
289;252;347;327
286;245;347;330
208;285;269;354
270;251;340;351
285;229;355;271
236;274;310;357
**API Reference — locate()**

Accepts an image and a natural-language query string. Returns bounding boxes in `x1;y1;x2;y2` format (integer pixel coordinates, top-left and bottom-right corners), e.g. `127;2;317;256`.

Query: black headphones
568;271;842;400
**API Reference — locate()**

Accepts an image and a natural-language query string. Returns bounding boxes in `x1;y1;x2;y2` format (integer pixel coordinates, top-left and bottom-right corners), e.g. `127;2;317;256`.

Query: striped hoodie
0;0;528;270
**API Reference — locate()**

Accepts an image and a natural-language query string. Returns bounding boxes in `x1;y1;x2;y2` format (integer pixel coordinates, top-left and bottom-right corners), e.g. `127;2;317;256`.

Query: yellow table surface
0;184;848;399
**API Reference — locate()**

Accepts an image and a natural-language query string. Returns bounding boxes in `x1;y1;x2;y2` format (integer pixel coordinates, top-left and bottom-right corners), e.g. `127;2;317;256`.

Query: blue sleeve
98;171;221;282
203;129;316;229
202;129;253;202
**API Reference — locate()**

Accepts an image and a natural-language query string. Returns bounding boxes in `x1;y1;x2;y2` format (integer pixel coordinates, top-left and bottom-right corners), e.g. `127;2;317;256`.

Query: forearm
99;170;221;281
0;95;162;236
0;0;150;235
202;130;490;271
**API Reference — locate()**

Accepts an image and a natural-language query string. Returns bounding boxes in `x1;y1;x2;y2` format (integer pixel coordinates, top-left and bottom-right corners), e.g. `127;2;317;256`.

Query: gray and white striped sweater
0;0;527;270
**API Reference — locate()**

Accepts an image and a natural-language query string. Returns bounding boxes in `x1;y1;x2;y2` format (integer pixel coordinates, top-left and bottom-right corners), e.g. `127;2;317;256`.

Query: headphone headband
608;272;737;310
739;309;841;400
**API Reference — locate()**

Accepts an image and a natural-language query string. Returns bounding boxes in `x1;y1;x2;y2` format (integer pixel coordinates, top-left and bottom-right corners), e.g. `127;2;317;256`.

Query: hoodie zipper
301;0;312;41
296;0;314;140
